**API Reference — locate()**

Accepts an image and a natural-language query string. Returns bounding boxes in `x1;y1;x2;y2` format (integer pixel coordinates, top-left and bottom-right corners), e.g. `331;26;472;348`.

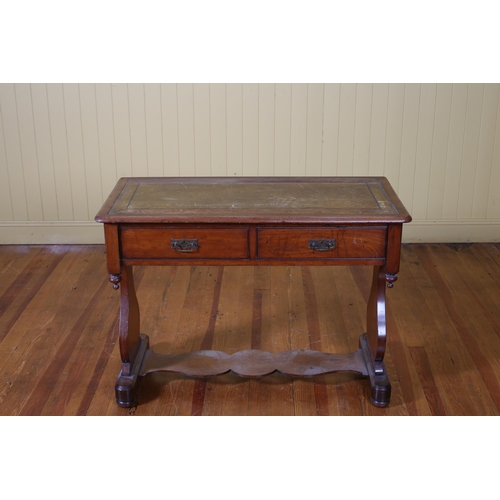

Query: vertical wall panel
161;83;180;176
0;86;14;220
398;83;421;214
457;84;483;219
368;83;389;176
30;83;58;221
127;83;148;177
412;83;436;220
242;83;258;176
427;84;453;219
47;83;73;220
112;83;133;178
95;83;117;198
226;83;243;176
337;83;356;175
63;83;88;220
384;83;405;187
193;83;211;176
274;83;291;176
487;94;500;219
290;83;307;176
1;83;28;220
352;83;372;176
305;83;324;176
79;83;103;218
15;83;43;220
258;83;275;176
144;83;164;177
321;84;340;176
177;84;196;176
210;83;227;176
472;83;499;219
442;83;468;219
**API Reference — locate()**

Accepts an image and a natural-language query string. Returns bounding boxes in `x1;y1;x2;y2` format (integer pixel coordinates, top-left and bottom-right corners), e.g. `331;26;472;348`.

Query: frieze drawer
257;227;387;260
121;227;249;259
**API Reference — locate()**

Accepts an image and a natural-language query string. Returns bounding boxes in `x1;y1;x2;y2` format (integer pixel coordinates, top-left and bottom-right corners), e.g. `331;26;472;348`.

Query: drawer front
257;227;386;260
121;227;249;259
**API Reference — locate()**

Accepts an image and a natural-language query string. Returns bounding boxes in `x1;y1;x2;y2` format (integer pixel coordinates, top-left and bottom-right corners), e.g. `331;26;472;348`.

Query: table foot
115;334;149;408
359;333;391;407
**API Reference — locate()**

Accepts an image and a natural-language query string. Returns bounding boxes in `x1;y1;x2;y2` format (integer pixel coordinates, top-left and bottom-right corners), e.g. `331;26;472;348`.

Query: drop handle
308;238;336;252
171;238;199;252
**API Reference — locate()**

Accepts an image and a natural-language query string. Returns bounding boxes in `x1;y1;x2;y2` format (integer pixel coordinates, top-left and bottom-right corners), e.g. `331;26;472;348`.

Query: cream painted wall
0;83;499;244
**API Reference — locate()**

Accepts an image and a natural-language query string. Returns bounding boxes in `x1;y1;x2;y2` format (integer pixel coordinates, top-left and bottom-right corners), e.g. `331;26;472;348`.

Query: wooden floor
1;243;499;416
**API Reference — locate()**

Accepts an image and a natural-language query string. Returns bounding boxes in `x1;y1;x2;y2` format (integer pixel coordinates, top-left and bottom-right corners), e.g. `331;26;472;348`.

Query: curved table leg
360;265;391;407
115;266;149;407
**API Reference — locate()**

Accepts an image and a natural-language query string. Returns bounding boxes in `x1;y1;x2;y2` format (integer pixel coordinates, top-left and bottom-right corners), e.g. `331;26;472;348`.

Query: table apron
121;257;387;267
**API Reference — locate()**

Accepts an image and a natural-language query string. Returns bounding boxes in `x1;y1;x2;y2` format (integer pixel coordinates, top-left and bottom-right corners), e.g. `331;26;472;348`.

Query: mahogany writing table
95;177;411;408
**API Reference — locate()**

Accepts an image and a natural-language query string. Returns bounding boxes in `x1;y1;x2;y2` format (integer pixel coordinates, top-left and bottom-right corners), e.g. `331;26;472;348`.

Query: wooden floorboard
1;243;499;416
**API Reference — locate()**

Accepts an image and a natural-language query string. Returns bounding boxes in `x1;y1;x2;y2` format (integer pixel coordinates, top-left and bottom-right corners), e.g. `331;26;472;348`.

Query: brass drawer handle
308;238;336;252
171;238;199;252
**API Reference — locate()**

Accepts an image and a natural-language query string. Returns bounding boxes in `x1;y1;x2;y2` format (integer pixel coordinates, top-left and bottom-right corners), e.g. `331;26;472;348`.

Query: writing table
95;177;411;408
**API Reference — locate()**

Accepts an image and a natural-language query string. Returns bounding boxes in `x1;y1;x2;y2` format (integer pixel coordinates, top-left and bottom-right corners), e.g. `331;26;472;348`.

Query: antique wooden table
95;177;411;408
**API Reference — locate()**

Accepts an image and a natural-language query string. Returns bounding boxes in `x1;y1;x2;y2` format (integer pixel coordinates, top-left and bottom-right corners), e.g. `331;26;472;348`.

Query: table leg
115;266;149;407
361;265;391;407
111;264;393;408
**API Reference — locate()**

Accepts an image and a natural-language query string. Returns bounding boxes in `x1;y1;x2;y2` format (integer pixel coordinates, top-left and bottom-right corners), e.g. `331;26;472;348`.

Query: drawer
121;227;249;259
257;227;386;260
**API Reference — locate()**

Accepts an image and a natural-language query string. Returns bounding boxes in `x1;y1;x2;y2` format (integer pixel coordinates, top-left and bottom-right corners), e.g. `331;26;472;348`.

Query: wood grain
1;243;500;415
121;227;249;260
257;227;386;260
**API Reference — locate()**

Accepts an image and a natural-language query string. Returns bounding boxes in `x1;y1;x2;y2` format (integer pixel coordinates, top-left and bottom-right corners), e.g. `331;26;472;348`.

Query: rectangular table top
95;177;411;225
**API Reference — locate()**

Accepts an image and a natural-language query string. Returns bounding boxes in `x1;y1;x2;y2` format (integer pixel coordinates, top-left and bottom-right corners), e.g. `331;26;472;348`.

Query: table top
95;177;412;225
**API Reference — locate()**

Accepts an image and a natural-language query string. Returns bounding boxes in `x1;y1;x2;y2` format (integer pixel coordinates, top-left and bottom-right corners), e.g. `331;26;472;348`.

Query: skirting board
0;219;499;245
0;221;105;244
402;219;500;243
